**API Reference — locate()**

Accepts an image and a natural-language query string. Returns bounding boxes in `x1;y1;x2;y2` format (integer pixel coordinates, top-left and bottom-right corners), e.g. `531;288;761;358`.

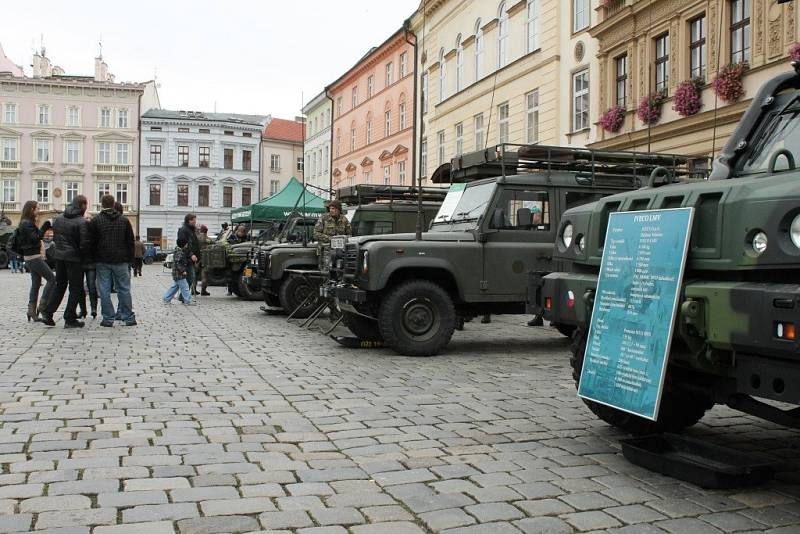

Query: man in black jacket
177;213;200;295
41;195;90;328
90;194;136;327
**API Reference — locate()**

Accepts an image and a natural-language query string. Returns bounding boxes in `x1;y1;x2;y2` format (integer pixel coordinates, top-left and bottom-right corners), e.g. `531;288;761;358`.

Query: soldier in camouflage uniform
313;199;351;246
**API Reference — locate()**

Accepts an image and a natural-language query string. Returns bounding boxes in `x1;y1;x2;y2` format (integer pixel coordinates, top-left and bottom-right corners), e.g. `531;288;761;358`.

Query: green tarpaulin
230;177;327;223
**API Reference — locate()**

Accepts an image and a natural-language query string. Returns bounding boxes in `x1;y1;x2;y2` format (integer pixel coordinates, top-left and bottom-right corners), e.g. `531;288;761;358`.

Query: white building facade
139;110;266;247
302;92;331;197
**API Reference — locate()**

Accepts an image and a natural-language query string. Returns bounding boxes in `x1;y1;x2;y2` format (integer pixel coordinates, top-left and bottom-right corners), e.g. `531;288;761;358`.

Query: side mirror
490;208;506;230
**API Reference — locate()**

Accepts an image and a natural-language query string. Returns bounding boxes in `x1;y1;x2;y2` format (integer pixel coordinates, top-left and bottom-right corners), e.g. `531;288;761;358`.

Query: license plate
331;236;347;250
244;268;253;277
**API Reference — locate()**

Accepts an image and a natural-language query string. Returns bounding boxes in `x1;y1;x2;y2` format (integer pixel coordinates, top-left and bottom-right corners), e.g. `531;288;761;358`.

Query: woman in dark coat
17;200;55;321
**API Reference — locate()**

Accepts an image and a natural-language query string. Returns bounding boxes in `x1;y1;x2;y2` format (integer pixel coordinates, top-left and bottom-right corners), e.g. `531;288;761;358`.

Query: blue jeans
164;278;191;304
96;262;134;323
10;255;19;272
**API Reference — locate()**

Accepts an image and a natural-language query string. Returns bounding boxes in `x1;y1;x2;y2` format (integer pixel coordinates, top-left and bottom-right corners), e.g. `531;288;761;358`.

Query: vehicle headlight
362;251;369;275
576;234;585;252
791;215;800;248
752;231;768;255
562;223;574;249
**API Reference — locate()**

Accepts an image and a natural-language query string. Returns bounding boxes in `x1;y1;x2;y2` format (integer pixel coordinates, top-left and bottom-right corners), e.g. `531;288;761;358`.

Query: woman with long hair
17;200;55;321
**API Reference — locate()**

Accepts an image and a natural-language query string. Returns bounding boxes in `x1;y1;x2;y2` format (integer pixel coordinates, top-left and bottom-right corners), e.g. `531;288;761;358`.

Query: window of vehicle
738;103;800;175
565;190;601;210
448;181;496;226
489;189;550;230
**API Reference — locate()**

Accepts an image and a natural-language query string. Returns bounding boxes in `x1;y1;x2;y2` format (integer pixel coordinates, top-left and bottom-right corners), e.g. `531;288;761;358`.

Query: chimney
295;116;306;123
94;56;112;82
32;49;52;78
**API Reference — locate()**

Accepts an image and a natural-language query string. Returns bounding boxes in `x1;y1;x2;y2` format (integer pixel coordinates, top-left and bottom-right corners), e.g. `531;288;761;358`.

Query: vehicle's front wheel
378;280;455;356
143;256;154;265
206;268;228;286
570;329;712;435
279;275;320;318
552;322;576;338
263;291;282;308
342;311;382;341
237;273;262;301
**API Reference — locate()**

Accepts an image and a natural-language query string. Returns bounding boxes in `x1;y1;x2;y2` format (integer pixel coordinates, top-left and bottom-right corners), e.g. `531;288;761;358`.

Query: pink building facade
329;28;415;191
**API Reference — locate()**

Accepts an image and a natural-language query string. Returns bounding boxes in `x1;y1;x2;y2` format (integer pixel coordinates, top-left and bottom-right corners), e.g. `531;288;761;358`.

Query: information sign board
433;183;466;223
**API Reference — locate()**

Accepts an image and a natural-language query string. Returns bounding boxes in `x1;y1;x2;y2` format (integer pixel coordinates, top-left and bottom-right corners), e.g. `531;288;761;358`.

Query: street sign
578;207;694;421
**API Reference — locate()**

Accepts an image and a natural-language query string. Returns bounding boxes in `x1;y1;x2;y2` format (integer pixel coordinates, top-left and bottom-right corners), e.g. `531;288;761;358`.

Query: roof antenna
301;90;308;247
98;34;103;59
709;0;725;166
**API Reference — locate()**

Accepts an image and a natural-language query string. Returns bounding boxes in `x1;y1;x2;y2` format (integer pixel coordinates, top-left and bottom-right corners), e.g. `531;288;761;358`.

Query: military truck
0;215;15;269
253;184;447;317
333;144;696;356
533;63;800;434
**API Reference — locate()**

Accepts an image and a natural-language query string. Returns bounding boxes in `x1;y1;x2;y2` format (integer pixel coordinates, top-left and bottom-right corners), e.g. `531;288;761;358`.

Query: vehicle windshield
739;99;800;176
431;182;495;230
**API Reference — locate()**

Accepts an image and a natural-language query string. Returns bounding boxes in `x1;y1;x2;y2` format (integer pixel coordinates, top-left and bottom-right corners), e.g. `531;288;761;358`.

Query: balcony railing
0;201;19;211
93;203;132;213
37;203;53;212
94;164;134;174
0;160;20;171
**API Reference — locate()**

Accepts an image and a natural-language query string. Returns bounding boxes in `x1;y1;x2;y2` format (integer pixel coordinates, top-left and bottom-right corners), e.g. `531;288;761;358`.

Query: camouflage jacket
197;234;213;250
314;213;351;244
171;246;190;281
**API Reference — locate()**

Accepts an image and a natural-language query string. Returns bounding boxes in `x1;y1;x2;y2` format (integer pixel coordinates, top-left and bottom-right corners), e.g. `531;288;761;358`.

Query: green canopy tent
230;177;327;223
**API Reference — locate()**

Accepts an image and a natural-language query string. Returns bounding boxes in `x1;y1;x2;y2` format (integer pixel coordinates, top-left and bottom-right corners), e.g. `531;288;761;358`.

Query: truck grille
343;243;359;277
257;250;269;276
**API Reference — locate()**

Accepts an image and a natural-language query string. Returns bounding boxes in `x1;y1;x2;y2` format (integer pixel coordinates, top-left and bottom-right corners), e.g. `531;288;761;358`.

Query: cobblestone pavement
0;268;800;533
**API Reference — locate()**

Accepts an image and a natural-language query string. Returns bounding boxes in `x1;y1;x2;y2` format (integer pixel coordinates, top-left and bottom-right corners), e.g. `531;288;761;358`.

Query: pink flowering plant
598;106;626;133
790;42;800;62
711;62;747;102
636;90;667;125
672;78;704;117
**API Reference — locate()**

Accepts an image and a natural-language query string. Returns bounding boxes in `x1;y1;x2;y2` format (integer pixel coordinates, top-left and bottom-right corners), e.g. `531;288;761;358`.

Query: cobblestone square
1;268;799;533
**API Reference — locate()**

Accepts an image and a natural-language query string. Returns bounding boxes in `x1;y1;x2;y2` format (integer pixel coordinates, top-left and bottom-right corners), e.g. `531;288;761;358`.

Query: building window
323;146;329;172
118;109;129;128
456;36;464;92
96;182;111;203
367;75;374;98
690;15;707;79
178;145;189;167
65;141;80;164
35;139;50;162
400;52;408;77
527;0;539;53
37;105;50;125
117;144;130;165
386;62;394;86
351;127;357;151
730;0;750;64
352;86;358;108
398;160;406;184
615;55;627;107
498;103;510;143
573;0;589;32
67;106;80;127
65;182;79;204
35;180;50;204
269;180;279;196
97;142;111;164
420;137;428;177
270;154;280;172
655;33;669;92
384;111;392;137
2;138;17;161
475;19;484;81
383;165;391;185
223;186;233;207
146;227;162;246
497;3;509;69
363;170;371;184
200;128;211;134
149;183;161;206
150;126;162;131
100;108;111;128
223;130;234;136
366;117;372;144
3;103;16;124
336;132;341;157
399;102;407;130
421;73;429;114
336;97;342;116
573;69;590;131
178;127;190;133
177;184;189;207
455;123;464;155
242;150;252;171
474;113;485;150
526;90;539;143
297;157;303;171
199;146;210;168
197;184;210;207
116;183;128;206
225;148;234;170
242;187;252;206
437;130;445;166
2;180;16;203
438;49;447;103
149;145;162;166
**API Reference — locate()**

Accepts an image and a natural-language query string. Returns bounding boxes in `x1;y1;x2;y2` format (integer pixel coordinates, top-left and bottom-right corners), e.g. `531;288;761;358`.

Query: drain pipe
403;19;420;240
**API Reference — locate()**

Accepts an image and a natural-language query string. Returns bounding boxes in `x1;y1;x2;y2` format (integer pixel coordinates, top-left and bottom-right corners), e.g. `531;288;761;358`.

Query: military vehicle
532;63;800;434
333;144;696;356
252;184;447;318
0;215;15;269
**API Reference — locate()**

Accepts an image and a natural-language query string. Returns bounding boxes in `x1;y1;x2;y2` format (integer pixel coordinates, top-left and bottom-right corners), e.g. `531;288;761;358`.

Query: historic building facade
0;47;158;228
410;0;601;183
589;0;796;161
139;110;266;247
329;28;415;190
261;117;305;199
302;91;332;197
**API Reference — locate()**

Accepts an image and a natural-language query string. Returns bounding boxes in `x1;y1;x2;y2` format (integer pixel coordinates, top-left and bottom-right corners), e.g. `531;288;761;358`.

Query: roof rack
439;143;704;187
336;184;448;206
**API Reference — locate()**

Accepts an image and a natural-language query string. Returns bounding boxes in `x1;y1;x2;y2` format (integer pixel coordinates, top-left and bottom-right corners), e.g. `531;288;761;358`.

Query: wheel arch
382;264;462;302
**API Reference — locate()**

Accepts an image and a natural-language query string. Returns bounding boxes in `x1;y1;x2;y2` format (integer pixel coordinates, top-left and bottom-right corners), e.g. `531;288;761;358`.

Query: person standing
162;236;196;305
195;224;212;296
79;213;98;319
90;194;136;327
313;199;351;245
41;195;90;328
133;236;145;277
177;213;200;295
15;201;55;322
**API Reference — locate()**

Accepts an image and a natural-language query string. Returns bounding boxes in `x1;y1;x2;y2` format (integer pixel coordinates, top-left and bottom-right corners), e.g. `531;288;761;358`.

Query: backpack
6;228;20;255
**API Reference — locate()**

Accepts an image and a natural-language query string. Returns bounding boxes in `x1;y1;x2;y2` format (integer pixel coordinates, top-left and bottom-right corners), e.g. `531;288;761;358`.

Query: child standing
163;237;196;306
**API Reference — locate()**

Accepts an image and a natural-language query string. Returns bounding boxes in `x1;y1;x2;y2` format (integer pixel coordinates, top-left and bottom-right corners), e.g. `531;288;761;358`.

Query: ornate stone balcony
94;164;134;175
599;0;631;23
0;201;19;212
0;161;20;171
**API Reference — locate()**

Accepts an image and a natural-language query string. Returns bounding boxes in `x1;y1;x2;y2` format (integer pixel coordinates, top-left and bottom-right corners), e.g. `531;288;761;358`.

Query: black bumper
335;286;368;305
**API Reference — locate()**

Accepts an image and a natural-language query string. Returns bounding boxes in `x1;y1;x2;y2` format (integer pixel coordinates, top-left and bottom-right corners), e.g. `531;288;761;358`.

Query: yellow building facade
590;0;797;161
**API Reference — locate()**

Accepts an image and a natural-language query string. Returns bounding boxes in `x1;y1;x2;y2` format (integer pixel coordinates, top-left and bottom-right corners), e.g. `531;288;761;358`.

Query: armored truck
253;185;447;317
534;63;800;434
334;144;696;356
0;216;15;269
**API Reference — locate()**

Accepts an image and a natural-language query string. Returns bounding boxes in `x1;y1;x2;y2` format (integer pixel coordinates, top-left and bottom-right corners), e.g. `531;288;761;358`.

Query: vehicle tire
143;256;154;265
206;268;228;286
342;311;382;341
263;291;282;308
378;280;456;356
570;329;712;435
237;274;262;301
0;251;7;269
552;322;576;338
279;275;320;319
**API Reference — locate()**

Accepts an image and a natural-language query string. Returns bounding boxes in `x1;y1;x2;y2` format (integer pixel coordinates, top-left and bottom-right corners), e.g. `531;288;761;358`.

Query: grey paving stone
514;517;573;534
655;517;724;534
19;494;92;512
361;505;414;522
122;502;199;522
562;510;623;531
699;511;769;532
35;508;116;529
465;502;524;522
94;522;175;534
440;523;523;534
419;507;477;530
351;522;427;534
516;498;575;516
258;510;314;529
297;527;348;534
606;504;668;524
200;497;276;515
49;479;119;495
0;514;32;533
97;490;168;507
177;515;260;534
170;486;240;502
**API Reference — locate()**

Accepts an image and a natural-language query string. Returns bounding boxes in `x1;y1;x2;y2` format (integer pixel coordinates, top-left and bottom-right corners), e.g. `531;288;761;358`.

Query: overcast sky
2;0;419;119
